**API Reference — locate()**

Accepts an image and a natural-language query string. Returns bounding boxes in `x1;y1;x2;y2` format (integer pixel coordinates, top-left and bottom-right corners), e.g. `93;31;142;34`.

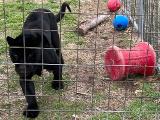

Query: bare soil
62;0;144;119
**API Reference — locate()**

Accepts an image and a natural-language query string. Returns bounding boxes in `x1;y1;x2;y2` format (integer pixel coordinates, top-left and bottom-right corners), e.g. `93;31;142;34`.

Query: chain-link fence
0;0;160;120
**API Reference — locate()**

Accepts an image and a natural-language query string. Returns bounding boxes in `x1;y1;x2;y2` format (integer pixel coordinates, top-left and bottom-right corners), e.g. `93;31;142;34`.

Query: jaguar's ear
6;36;15;46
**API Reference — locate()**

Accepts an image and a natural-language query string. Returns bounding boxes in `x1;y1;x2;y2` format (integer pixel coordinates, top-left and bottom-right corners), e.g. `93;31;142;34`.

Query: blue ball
112;15;129;31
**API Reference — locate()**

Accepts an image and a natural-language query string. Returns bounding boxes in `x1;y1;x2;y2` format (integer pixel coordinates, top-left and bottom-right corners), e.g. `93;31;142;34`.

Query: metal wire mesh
0;0;160;120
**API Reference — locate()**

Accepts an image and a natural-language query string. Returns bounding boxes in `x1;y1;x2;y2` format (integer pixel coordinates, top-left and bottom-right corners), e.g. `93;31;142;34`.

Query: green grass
126;99;159;120
125;82;160;120
91;112;122;120
63;32;85;45
34;94;87;120
142;82;160;98
91;82;160;120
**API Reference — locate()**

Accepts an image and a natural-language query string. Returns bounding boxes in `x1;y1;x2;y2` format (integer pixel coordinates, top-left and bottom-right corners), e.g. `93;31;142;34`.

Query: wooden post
76;15;110;36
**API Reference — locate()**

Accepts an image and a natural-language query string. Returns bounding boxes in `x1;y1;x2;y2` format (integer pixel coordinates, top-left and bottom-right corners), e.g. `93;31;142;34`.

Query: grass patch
126;99;159;120
125;82;160;120
93;91;108;106
36;98;87;120
63;32;85;45
91;82;160;120
91;112;122;120
142;82;160;98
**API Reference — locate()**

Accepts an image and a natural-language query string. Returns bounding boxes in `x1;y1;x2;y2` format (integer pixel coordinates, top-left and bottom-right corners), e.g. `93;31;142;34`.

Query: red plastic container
107;0;121;12
104;42;156;80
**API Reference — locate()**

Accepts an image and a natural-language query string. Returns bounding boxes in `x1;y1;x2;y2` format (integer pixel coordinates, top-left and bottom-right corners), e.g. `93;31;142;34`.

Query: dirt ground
62;0;144;119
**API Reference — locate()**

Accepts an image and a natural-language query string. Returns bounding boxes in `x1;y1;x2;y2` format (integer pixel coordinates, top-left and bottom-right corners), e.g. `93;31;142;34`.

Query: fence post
136;0;144;40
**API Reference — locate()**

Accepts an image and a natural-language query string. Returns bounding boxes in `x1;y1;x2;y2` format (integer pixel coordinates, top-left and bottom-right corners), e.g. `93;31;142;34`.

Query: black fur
6;2;71;118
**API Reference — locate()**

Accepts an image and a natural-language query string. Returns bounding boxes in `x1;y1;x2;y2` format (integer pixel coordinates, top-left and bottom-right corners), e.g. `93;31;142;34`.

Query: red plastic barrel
104;42;156;80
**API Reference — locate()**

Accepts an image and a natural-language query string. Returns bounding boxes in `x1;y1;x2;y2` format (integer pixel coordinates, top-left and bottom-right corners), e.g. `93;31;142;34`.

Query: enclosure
0;0;160;119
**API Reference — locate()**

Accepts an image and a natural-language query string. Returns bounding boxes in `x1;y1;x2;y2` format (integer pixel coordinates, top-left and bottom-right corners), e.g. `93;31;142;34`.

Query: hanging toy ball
112;15;129;31
107;0;121;12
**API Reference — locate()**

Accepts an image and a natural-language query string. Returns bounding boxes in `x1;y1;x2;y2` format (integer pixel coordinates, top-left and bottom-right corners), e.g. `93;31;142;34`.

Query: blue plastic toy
112;15;129;31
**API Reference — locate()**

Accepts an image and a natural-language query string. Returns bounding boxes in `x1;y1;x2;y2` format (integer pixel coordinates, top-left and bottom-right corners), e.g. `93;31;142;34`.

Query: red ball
107;0;121;12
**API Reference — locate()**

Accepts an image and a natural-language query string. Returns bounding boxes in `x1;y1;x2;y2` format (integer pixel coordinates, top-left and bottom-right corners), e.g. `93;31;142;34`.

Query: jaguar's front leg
19;76;39;118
